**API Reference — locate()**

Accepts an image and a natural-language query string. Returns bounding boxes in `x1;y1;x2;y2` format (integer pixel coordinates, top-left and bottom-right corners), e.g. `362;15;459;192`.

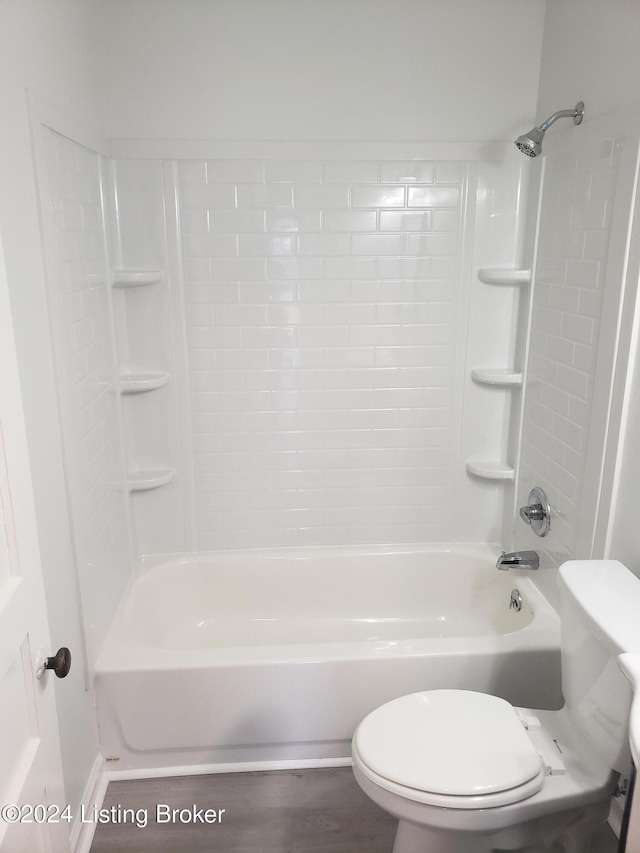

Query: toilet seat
353;690;547;809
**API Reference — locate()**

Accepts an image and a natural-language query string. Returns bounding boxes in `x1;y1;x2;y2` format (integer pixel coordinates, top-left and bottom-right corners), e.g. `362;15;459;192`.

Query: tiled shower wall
177;159;464;549
40;129;131;665
170;156;513;551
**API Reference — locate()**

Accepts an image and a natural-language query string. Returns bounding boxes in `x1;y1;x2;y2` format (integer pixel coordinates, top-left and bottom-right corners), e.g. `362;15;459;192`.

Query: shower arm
539;103;584;131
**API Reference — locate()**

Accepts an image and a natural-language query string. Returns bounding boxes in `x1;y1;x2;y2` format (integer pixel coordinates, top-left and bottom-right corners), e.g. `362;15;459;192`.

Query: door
0;234;69;852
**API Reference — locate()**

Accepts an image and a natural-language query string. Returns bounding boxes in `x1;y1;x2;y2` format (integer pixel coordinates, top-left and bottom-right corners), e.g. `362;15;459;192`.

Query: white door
0;234;70;853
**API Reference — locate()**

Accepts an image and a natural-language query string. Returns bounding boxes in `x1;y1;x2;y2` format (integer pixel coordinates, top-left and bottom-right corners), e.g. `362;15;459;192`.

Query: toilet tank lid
559;560;640;654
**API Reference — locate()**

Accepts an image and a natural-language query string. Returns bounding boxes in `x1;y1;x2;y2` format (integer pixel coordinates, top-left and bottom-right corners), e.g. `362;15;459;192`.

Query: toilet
352;559;640;853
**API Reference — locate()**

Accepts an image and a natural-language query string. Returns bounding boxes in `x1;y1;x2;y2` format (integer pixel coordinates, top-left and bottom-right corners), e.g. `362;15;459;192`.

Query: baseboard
106;755;352;782
71;755;108;853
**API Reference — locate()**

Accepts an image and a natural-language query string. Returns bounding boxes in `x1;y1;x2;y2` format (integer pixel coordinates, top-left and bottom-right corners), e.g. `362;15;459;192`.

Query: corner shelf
471;368;523;387
112;268;164;288
465;460;515;482
120;372;170;394
477;267;531;286
128;468;175;492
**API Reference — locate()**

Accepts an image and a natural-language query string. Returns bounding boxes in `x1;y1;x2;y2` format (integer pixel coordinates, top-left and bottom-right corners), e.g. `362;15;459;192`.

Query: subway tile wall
177;159;468;549
519;139;618;566
42;130;131;663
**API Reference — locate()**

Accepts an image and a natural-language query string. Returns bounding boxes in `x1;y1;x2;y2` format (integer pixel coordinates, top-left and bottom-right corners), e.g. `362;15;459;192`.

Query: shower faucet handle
519;505;544;523
519;487;551;538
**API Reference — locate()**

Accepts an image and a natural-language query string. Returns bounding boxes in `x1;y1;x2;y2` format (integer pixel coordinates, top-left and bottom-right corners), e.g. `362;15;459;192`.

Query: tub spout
496;550;539;570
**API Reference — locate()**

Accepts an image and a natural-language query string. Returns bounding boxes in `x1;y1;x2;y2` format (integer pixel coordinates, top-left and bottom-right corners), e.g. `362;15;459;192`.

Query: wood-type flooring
89;766;620;853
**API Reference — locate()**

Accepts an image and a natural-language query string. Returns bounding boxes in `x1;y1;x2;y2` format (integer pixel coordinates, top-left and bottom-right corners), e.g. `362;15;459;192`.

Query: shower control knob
44;647;72;679
520;505;544;523
518;487;551;538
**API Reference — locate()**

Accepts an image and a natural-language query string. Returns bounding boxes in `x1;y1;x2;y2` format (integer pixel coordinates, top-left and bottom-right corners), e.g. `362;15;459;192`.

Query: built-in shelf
471;368;523;387
128;468;175;492
112;268;164;288
120;372;170;394
465;460;515;481
477;267;531;286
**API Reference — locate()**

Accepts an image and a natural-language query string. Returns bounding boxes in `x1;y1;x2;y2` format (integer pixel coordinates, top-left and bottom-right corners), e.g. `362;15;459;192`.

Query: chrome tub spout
496;550;539;571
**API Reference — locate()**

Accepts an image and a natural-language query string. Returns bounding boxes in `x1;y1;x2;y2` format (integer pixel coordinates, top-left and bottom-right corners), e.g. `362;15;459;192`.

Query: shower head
515;125;546;158
515;101;585;157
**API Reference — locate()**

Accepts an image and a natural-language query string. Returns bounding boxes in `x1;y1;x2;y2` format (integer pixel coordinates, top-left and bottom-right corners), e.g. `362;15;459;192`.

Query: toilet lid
354;690;544;799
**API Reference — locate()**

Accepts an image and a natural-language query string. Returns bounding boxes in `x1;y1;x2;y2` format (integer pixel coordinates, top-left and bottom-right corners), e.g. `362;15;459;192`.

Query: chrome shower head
515;125;546;158
515;101;584;158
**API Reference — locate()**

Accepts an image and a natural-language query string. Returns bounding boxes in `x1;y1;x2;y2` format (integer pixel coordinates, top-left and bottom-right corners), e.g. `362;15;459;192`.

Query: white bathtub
95;545;561;773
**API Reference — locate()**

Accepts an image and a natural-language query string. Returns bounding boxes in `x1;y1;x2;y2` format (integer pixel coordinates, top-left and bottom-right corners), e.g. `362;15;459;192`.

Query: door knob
44;647;71;679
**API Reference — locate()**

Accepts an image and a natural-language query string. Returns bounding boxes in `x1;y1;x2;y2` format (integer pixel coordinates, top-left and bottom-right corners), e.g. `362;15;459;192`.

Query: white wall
97;0;546;143
0;0;105;827
537;0;640;125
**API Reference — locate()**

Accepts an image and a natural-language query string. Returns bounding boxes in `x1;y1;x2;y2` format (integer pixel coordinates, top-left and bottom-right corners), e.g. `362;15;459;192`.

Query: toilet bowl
352;559;640;853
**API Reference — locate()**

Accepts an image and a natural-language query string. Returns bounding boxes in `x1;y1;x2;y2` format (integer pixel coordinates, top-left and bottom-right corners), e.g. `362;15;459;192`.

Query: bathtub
95;545;561;773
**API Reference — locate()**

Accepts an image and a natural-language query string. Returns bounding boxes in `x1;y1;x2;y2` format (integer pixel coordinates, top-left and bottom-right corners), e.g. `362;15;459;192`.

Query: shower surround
110;146;526;557
36;129;530;668
39;116;638;669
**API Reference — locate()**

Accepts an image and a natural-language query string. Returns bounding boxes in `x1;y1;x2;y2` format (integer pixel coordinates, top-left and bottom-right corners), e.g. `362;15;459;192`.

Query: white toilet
352;559;640;853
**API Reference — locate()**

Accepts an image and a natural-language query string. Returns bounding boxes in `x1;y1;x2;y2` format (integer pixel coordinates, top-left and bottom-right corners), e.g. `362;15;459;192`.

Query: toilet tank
558;560;640;772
